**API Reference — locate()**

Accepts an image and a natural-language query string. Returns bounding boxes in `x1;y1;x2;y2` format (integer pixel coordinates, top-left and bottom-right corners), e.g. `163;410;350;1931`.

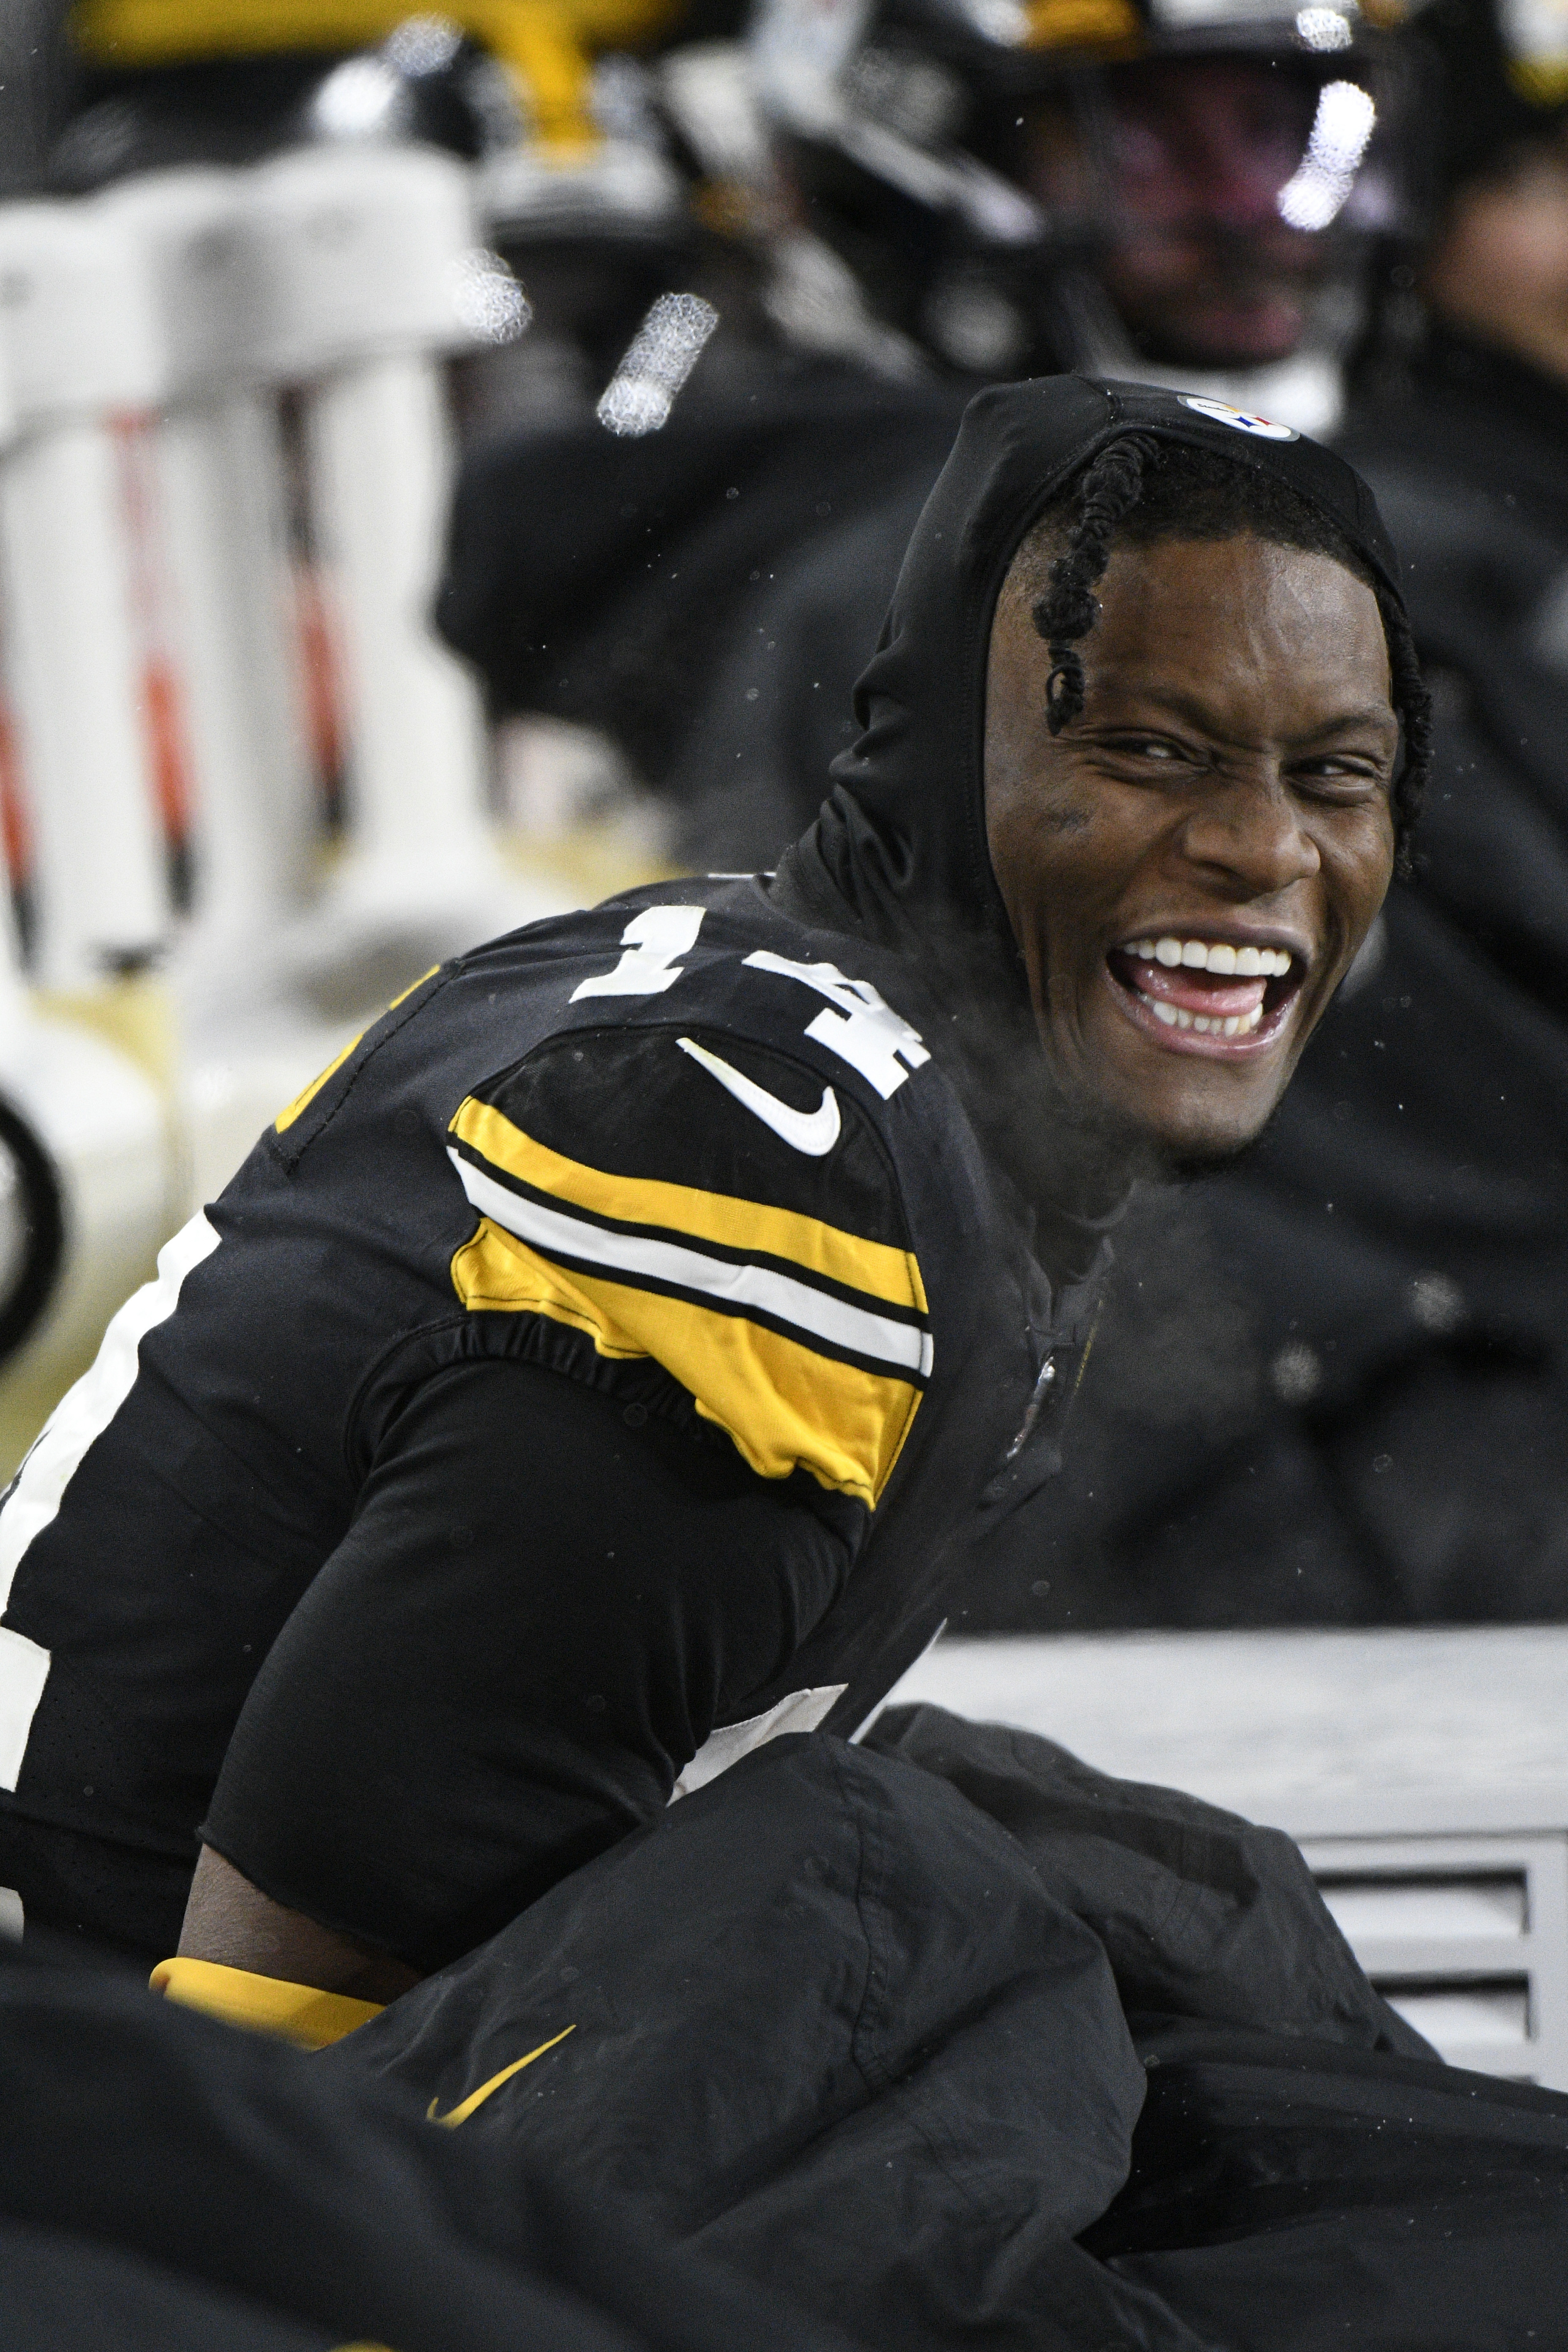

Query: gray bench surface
885;1626;1568;1841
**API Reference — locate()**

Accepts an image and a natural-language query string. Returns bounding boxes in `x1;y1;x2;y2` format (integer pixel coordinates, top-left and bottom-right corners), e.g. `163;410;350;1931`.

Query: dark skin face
984;532;1399;1168
1422;130;1568;389
1026;61;1332;368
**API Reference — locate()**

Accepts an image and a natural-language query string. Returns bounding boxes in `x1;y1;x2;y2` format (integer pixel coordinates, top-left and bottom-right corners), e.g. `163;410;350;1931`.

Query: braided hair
1026;434;1432;868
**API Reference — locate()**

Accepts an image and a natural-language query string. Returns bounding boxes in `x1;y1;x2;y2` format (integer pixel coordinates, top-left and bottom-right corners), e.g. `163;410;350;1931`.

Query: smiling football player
0;376;1426;2012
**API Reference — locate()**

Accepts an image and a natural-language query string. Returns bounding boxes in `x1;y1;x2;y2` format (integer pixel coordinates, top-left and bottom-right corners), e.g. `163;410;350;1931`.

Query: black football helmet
748;0;1421;379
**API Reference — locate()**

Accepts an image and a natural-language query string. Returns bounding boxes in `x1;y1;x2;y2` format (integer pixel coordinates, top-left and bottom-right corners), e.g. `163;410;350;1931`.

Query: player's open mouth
1105;933;1307;1055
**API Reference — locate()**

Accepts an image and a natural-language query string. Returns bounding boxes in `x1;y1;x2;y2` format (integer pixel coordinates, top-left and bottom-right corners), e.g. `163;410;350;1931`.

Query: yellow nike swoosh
426;2024;576;2127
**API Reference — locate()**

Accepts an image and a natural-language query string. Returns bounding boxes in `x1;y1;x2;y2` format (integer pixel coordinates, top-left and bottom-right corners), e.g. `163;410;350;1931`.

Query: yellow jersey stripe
450;1148;930;1379
450;1096;928;1318
275;1029;364;1135
385;963;443;1012
275;967;440;1135
452;1220;922;1505
427;2025;576;2127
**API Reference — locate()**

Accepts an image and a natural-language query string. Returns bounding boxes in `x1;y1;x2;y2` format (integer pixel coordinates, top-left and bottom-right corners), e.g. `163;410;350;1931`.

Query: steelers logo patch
1176;394;1298;442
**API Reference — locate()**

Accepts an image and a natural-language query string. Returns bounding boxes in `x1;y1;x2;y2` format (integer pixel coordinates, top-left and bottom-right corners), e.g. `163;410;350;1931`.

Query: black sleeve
200;1358;859;1972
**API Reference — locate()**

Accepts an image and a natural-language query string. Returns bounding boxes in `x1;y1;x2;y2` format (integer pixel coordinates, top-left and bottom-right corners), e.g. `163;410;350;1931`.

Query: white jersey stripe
0;1631;50;1797
451;1152;934;1381
669;1683;848;1802
0;1209;220;1793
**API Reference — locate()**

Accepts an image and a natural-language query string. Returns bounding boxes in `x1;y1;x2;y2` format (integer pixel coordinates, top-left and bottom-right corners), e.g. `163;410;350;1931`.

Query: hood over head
775;373;1405;973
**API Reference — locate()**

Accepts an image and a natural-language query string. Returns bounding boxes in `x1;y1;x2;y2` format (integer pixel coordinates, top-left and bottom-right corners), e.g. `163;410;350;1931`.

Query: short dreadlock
1018;433;1431;867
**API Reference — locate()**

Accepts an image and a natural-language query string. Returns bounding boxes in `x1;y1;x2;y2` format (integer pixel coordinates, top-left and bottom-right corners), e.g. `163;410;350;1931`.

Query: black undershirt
200;1357;859;1972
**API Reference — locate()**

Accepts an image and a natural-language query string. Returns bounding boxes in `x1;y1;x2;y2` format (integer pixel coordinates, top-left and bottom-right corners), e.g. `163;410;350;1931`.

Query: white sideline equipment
173;146;569;1199
247;144;564;976
0;145;580;1421
0;198;171;988
0;200;174;1426
93;169;319;963
888;1629;1568;2090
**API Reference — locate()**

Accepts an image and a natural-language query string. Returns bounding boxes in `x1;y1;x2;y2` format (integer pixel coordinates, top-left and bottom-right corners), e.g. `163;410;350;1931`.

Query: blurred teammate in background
441;0;1414;862
747;0;1407;414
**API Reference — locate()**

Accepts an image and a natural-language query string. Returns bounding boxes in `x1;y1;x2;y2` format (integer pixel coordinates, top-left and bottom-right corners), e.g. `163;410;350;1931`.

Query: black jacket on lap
332;1715;1568;2352
8;1714;1568;2350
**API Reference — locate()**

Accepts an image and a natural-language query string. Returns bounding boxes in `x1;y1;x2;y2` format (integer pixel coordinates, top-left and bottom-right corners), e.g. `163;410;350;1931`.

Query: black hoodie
777;373;1400;957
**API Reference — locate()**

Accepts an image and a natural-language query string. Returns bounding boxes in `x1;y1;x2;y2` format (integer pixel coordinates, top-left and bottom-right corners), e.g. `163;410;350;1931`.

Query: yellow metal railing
73;0;682;152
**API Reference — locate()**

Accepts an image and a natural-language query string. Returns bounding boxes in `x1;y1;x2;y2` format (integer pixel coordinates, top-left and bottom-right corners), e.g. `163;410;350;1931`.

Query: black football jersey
0;879;1097;1959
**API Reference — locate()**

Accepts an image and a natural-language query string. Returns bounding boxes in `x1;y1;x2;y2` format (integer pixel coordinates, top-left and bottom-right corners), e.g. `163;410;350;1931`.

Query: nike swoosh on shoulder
677;1037;842;1157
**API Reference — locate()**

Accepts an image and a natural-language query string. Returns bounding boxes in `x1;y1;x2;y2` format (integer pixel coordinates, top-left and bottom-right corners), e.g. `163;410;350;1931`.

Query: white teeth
1150;1003;1263;1040
1140;937;1293;975
1126;937;1290;1040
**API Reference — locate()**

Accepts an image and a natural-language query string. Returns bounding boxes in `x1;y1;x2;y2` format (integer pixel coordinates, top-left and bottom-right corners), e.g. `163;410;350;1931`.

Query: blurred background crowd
0;0;1563;1636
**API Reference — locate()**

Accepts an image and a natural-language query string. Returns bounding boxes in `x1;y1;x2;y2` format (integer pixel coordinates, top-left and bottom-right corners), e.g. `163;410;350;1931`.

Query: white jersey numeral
743;950;931;1099
570;905;706;1001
